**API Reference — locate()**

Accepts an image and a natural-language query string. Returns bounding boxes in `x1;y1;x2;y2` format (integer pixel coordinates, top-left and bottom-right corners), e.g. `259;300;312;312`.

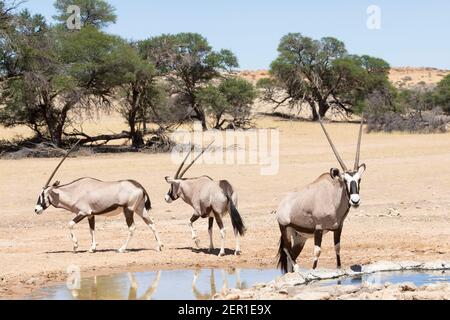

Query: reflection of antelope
277;118;366;273
34;141;163;253
191;268;242;300
165;142;246;256
70;271;161;300
128;272;161;300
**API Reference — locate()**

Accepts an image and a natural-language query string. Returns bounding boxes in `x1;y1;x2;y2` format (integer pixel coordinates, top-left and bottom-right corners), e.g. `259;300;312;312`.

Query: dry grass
0;115;449;298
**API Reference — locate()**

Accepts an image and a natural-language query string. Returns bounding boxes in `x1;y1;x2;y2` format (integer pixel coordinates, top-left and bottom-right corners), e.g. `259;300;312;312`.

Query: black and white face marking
343;164;366;207
164;177;180;204
35;188;51;215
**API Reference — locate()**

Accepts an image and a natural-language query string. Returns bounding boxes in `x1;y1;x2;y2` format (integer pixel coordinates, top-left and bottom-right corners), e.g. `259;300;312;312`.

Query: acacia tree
197;77;257;129
434;74;450;114
258;33;391;120
0;0;21;31
139;33;239;130
0;19;132;146
113;43;169;148
53;0;116;29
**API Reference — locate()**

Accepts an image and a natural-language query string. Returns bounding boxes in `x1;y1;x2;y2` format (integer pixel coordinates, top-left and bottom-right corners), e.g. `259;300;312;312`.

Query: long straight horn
174;144;195;179
354;115;364;171
44;139;82;188
179;140;215;179
318;116;348;172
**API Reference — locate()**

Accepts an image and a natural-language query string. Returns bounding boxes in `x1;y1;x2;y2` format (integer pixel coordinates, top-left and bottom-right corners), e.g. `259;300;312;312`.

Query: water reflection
29;268;278;300
28;269;449;300
192;268;245;300
70;271;161;300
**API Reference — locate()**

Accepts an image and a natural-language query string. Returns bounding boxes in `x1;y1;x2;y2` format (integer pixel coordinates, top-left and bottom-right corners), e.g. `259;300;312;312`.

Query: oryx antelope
277;118;366;273
165;142;246;257
35;141;163;253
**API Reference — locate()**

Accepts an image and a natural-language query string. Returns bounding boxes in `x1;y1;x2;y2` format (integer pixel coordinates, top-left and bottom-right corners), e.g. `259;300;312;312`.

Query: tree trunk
193;106;208;131
129;117;144;148
128;90;144;148
309;102;319;121
46;115;64;148
318;101;330;119
51;129;63;148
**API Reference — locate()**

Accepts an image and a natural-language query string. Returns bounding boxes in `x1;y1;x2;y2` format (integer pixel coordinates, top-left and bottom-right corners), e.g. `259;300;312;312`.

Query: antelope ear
52;181;61;187
330;168;341;180
358;164;366;175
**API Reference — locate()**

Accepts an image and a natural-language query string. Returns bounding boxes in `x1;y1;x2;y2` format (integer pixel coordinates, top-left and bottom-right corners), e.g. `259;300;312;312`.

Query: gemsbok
35;141;163;253
277;117;366;273
164;141;246;257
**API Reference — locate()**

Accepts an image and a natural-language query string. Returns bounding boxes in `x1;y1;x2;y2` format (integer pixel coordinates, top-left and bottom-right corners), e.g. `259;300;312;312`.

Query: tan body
276;173;352;273
277;116;366;273
178;177;235;219
277;174;350;232
36;178;163;253
166;176;244;256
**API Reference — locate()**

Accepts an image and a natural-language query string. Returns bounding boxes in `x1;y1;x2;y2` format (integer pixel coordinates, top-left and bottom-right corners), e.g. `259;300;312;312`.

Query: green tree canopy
53;0;117;29
434;74;450;114
258;33;391;120
0;21;134;146
113;42;170;147
197;77;257;129
139;33;239;130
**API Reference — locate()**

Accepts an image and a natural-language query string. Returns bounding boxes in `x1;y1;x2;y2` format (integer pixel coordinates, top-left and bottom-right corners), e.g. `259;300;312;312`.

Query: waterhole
27;269;449;300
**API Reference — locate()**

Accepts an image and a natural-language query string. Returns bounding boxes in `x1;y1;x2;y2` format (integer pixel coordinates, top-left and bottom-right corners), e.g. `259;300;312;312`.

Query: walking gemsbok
34;141;163;253
277;117;366;273
164;141;246;257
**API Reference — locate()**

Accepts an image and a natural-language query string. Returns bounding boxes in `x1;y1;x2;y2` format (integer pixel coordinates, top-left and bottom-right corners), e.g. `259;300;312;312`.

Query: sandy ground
0;117;449;299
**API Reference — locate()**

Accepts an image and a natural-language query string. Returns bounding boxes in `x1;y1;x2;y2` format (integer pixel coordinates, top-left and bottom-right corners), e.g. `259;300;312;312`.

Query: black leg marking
73;215;87;224
334;226;343;269
313;230;323;270
88;216;95;230
291;234;307;262
190;215;200;224
214;213;224;230
208;217;214;231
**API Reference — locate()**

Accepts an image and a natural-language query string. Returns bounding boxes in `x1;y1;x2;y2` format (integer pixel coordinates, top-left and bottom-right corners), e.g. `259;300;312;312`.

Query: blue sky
22;0;450;70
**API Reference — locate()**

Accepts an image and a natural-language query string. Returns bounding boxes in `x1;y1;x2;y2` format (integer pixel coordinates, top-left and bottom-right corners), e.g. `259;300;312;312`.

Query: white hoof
117;247;127;254
234;250;242;256
293;264;301;273
157;244;164;252
89;247;96;253
194;238;201;248
218;251;225;257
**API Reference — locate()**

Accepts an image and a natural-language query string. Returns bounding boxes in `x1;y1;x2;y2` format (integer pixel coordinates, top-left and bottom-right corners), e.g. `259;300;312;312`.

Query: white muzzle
35;205;44;215
165;195;173;204
350;194;361;206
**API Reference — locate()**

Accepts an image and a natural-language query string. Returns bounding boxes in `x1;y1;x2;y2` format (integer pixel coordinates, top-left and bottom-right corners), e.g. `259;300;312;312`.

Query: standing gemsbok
34;141;163;253
164;142;246;257
277;117;366;273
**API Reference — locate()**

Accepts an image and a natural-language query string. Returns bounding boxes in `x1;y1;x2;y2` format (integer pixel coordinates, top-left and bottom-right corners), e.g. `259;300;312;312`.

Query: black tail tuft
277;232;288;274
228;197;246;236
143;189;152;211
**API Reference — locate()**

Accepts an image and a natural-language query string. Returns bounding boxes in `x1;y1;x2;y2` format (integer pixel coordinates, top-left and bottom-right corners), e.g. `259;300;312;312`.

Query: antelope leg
234;229;241;256
208;217;214;252
119;210;135;253
334;226;343;269
69;214;87;253
142;215;163;252
189;215;201;248
88;216;97;253
313;229;323;270
214;213;226;257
